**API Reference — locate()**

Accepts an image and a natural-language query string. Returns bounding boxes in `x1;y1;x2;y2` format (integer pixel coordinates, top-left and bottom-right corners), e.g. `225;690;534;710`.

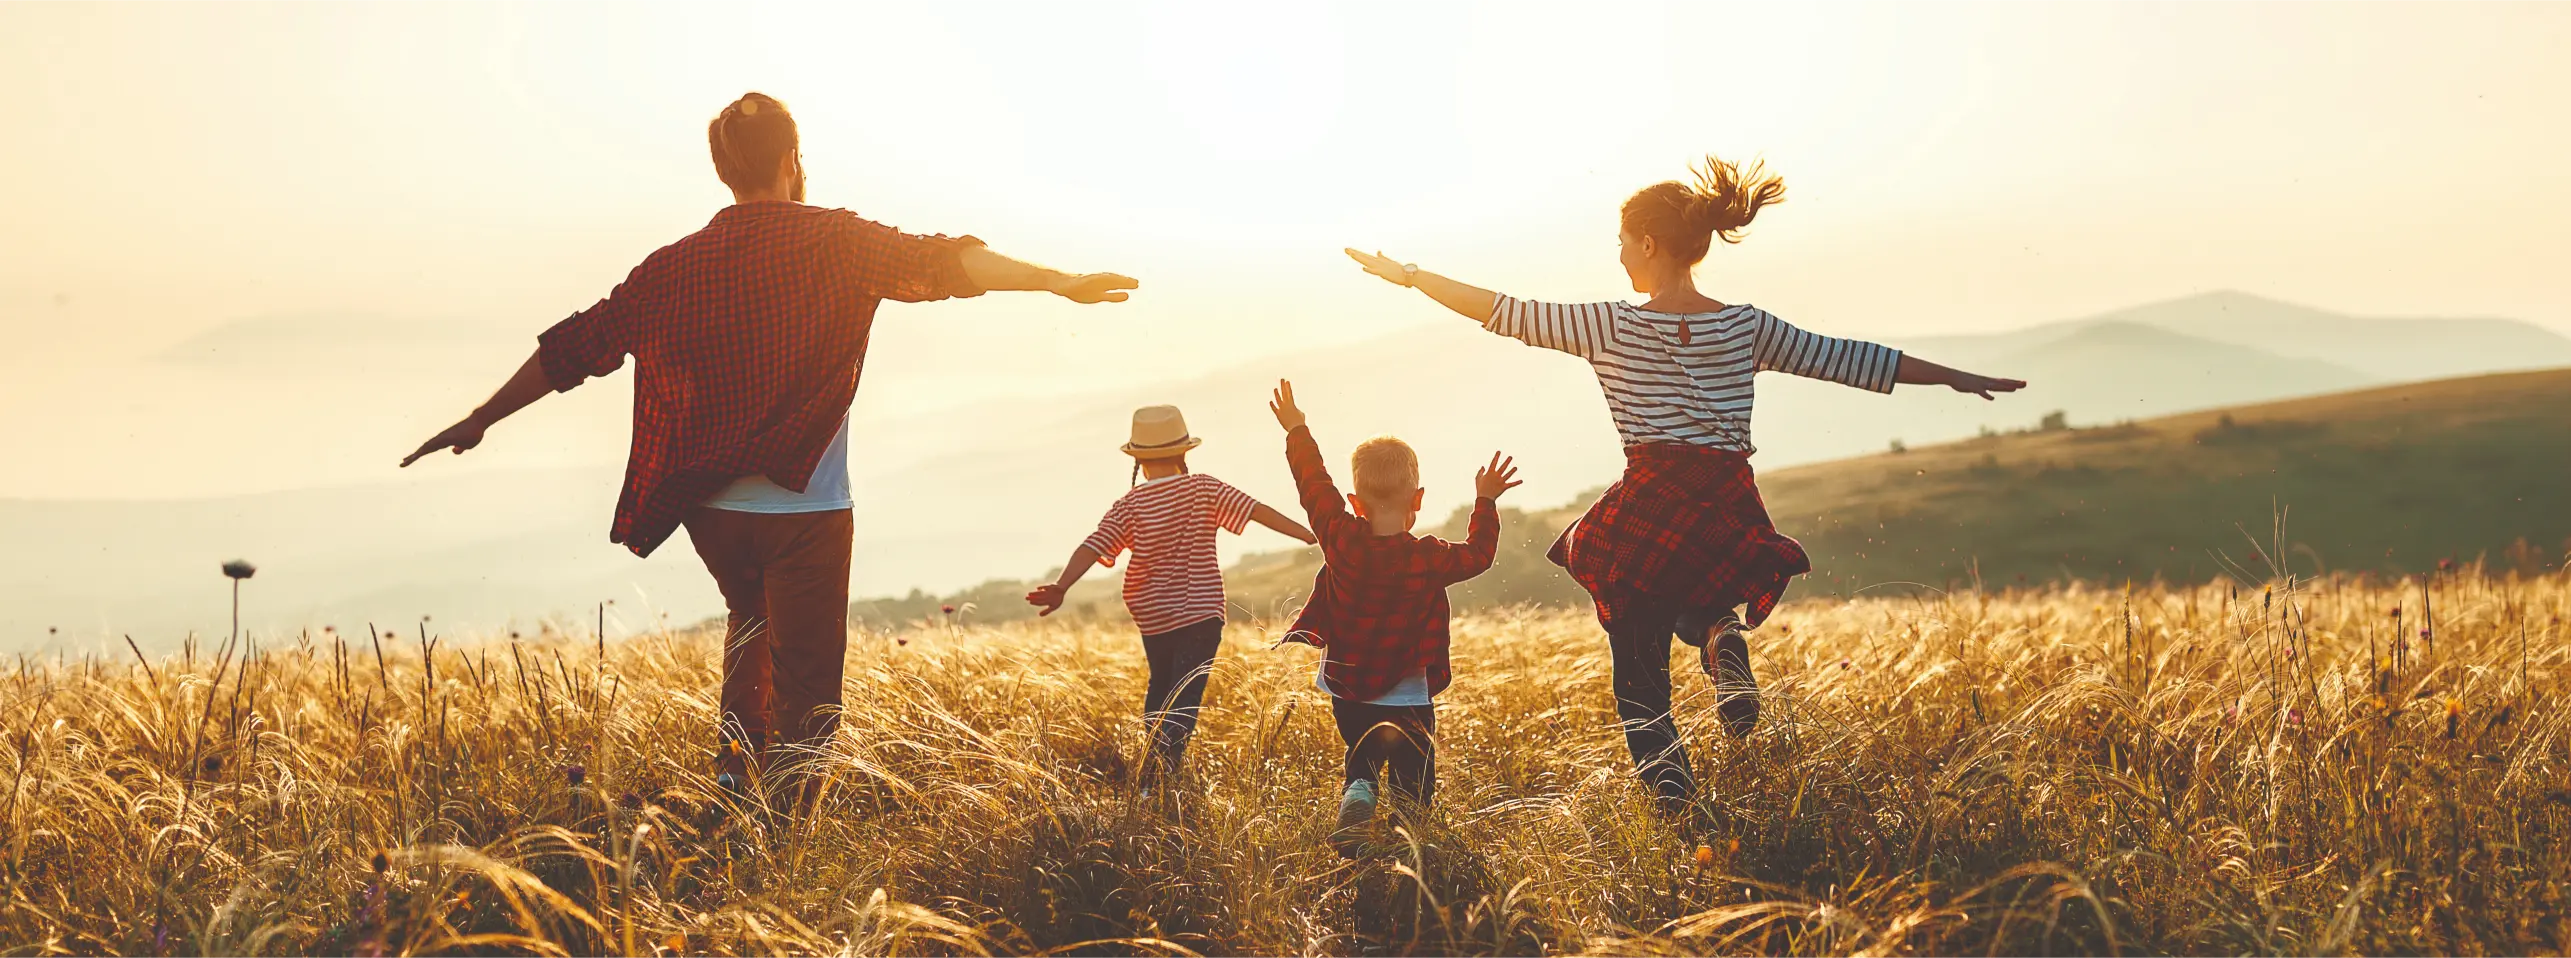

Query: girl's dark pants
1332;698;1437;806
1605;596;1732;811
1140;617;1224;776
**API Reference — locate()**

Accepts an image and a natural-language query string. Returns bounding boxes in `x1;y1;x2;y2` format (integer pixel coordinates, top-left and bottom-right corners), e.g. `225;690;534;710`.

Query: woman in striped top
1346;156;2024;815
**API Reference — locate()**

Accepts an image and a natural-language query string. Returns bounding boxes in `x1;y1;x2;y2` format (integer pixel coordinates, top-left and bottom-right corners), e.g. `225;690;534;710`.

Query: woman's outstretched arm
1345;248;1497;321
1895;354;2027;400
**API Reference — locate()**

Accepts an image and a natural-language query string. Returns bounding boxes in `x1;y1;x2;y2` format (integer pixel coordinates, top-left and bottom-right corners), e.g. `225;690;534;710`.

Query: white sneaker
1332;780;1377;855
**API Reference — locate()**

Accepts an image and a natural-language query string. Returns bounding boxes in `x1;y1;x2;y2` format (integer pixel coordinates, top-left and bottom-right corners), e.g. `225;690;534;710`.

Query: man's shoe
1331;780;1378;856
1706;620;1761;738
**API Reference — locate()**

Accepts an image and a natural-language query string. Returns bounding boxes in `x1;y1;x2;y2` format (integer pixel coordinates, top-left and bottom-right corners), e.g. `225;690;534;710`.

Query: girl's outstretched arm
1026;545;1107;616
1346;248;1498;321
1895;354;2028;400
1248;503;1318;545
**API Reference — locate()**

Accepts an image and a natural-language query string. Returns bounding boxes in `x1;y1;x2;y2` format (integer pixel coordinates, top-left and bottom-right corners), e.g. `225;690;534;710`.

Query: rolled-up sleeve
535;273;647;393
838;215;986;304
1485;295;1619;360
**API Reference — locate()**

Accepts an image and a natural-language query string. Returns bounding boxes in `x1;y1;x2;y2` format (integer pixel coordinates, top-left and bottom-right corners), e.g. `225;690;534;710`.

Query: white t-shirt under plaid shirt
1080;472;1261;636
1483;296;1904;453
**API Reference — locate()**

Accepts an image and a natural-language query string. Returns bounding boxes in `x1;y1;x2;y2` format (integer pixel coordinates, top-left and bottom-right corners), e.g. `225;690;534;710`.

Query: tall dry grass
4;569;2567;955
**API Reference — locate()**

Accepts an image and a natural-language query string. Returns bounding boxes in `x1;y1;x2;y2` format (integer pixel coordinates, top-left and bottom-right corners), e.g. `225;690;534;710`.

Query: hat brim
1121;437;1203;459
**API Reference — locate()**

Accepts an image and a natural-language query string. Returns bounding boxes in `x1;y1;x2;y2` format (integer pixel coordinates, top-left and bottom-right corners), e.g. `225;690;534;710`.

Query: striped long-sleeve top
1483;296;1903;453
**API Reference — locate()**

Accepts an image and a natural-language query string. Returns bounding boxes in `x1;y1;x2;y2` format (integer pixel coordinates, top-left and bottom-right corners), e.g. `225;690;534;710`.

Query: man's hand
1344;248;1412;287
1474;451;1523;500
1050;272;1139;304
1949;371;2028;401
1025;583;1068;616
1268;379;1307;431
402;415;490;467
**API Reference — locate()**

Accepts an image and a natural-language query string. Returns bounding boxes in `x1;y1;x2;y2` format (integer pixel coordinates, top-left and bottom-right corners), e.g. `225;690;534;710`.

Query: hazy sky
2;1;2568;499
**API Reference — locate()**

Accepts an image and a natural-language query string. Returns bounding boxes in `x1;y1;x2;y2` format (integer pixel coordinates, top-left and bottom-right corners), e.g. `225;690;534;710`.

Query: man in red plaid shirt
1266;379;1517;853
401;93;1136;807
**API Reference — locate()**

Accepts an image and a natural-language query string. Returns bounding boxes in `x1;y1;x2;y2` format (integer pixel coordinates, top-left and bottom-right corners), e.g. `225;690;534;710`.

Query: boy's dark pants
1604;596;1733;811
684;507;854;790
1332;698;1437;806
1140;617;1224;776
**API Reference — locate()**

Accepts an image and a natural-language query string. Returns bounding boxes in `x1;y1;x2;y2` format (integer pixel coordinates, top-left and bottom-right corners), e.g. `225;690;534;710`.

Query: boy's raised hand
1268;379;1306;431
1475;452;1523;500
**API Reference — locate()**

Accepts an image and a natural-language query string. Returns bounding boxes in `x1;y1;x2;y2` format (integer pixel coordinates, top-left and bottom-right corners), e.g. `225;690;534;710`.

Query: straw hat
1120;405;1203;459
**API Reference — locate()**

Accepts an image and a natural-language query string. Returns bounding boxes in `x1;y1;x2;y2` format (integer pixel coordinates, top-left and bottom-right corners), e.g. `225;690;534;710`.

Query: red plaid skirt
1548;442;1810;631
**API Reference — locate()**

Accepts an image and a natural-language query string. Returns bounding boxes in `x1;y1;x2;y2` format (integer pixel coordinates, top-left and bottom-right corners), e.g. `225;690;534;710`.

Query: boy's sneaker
1700;618;1761;738
1331;779;1378;856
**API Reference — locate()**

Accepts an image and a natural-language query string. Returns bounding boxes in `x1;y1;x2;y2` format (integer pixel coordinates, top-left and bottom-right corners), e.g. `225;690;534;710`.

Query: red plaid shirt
1280;425;1498;701
537;201;983;556
1548;442;1810;631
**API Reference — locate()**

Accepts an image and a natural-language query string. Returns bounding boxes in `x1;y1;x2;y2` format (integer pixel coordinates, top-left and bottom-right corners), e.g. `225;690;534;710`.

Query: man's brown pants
683;507;853;786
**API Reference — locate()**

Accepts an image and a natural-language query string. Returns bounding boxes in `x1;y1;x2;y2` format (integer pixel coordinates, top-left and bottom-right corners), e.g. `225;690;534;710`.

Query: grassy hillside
1215;368;2571;623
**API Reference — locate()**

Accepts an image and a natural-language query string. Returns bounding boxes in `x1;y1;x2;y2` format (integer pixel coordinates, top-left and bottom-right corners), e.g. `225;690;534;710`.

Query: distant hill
913;367;2571;631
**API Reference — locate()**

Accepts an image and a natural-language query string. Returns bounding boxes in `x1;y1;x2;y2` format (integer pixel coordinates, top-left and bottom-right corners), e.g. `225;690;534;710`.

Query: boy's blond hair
1350;436;1420;505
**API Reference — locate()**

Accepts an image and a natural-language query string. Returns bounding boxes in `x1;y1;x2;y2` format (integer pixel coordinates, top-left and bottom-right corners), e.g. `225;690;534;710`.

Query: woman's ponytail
1621;154;1786;266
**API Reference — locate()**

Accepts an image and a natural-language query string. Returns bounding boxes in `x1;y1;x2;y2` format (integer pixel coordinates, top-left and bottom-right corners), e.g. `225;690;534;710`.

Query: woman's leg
1606;601;1696;812
1140;617;1222;778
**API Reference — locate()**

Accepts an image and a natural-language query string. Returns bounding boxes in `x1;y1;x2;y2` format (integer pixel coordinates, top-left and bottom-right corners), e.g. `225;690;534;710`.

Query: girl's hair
1620;154;1786;266
708;92;798;194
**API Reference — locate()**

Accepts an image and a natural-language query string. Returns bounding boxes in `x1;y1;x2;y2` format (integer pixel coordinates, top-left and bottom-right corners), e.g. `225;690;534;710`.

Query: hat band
1127;435;1195;450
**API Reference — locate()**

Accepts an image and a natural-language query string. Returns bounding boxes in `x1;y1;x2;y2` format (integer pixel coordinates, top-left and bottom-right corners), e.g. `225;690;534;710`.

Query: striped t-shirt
1484;296;1903;452
1079;472;1261;636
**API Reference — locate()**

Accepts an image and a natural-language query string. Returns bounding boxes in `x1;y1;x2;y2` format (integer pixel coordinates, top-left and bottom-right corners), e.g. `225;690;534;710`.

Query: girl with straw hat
1026;405;1317;788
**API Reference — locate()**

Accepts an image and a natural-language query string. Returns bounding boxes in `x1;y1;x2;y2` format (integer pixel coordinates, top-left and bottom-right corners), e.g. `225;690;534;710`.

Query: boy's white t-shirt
703;415;854;513
1318;666;1433;706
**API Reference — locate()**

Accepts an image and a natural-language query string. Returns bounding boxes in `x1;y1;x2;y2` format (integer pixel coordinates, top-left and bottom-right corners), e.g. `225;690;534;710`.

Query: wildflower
941;604;956;615
898;637;910;646
2438;558;2456;572
1839;659;1851;670
2286;708;2302;727
1694;844;1715;869
2284;646;2295;659
221;559;257;580
619;790;643;810
2388;606;2402;619
566;764;586;788
2418;627;2430;640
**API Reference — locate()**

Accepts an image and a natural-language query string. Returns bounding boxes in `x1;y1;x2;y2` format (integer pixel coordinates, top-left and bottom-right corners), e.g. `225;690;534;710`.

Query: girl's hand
1025;583;1067;616
1950;371;2027;400
1343;248;1413;287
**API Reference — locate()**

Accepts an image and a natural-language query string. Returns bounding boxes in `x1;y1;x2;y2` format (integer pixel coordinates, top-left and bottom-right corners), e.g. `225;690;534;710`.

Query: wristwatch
1400;263;1419;287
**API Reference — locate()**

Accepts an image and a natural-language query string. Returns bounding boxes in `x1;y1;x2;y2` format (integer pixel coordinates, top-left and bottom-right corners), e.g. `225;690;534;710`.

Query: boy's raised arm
1430;452;1517;583
1270;380;1357;550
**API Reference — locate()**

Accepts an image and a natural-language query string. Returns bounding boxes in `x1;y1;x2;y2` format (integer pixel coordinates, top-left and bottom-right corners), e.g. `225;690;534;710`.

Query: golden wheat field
4;570;2566;957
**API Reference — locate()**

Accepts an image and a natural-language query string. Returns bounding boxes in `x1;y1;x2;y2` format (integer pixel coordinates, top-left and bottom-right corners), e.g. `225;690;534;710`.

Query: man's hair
708;92;798;194
1350;436;1420;505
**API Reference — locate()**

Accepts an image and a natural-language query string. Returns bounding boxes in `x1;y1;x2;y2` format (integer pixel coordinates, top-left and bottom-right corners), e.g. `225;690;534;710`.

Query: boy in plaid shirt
1266;380;1519;852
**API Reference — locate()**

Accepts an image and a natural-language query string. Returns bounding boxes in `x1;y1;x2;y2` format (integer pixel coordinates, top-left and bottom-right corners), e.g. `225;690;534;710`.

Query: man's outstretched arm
957;245;1137;304
401;349;551;466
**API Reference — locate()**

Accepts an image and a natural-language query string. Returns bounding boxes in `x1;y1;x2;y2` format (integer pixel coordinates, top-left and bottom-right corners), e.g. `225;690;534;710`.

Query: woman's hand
1947;371;2028;400
1344;248;1413;287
